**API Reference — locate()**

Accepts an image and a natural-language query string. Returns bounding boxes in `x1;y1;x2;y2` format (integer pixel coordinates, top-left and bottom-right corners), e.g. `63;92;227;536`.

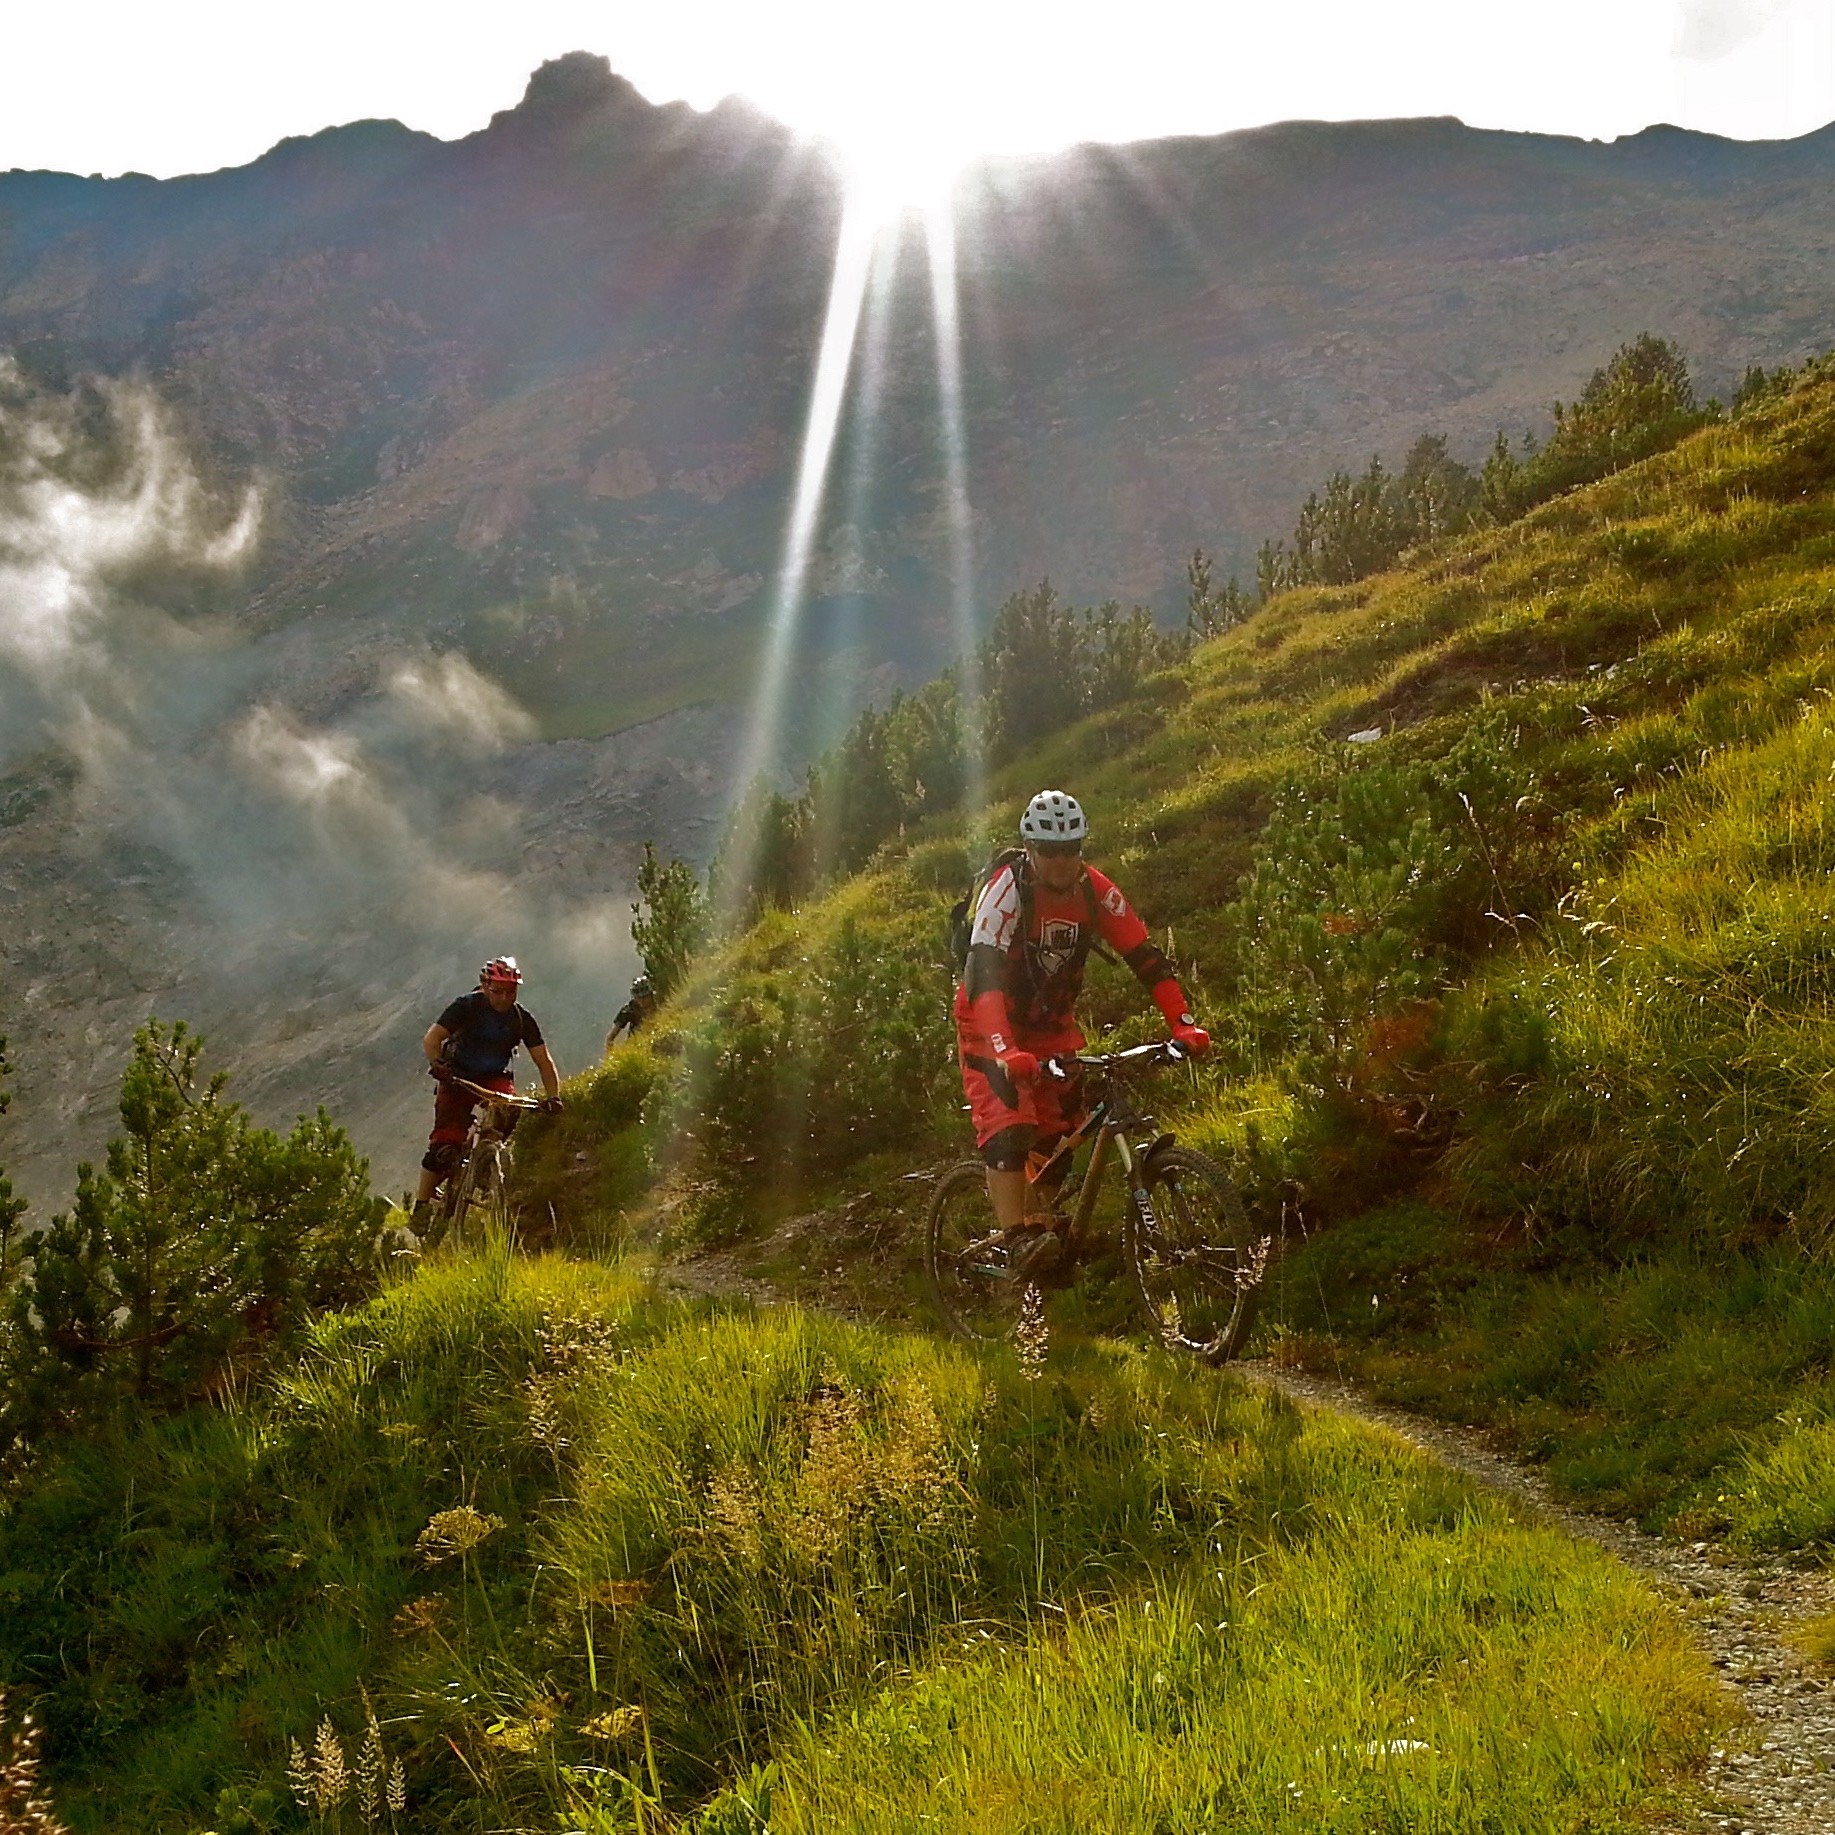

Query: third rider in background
955;790;1209;1276
605;975;658;1052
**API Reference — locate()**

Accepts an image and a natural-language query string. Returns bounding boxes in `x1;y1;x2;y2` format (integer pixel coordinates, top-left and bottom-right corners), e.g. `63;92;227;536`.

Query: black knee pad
422;1141;460;1174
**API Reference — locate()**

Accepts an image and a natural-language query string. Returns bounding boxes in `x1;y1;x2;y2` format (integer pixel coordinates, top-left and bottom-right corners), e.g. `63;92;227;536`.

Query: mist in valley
0;362;726;1212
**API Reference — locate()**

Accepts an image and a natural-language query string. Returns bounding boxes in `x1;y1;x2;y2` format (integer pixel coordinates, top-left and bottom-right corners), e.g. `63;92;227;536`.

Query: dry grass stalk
526;1312;622;1458
288;1694;408;1825
1236;1235;1276;1293
536;1308;621;1376
707;1367;968;1567
876;1372;957;1520
1159;1294;1185;1350
707;1463;766;1566
355;1712;385;1823
1016;1284;1050;1380
0;1693;70;1835
791;1377;873;1559
288;1716;351;1817
523;1370;571;1453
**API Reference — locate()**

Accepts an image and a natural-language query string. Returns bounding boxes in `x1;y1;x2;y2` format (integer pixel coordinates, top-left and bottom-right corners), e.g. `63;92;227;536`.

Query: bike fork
1111;1134;1158;1240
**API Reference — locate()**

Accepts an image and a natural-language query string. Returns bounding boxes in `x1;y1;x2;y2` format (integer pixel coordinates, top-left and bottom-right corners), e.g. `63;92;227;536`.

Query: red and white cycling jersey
954;861;1160;1042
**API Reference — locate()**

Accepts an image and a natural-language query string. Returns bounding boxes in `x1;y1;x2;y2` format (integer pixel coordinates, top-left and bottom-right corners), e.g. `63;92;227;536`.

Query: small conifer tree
0;1039;24;1277
631;840;709;996
3;1021;383;1447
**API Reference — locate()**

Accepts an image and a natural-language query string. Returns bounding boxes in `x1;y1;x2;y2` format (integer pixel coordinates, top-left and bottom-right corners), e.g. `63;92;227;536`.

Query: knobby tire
926;1159;1019;1343
1127;1145;1261;1364
438;1152;479;1236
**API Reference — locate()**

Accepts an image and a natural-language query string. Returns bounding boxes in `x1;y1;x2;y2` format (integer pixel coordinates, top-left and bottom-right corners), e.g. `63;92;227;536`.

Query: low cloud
234;706;368;803
0;364;651;1209
0;359;259;674
384;653;540;751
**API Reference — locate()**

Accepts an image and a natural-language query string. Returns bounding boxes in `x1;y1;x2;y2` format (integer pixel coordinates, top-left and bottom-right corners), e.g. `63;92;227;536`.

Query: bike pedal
1005;1229;1063;1283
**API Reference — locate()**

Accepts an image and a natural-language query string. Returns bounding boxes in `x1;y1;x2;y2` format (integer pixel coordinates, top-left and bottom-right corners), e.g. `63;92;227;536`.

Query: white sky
4;0;1833;194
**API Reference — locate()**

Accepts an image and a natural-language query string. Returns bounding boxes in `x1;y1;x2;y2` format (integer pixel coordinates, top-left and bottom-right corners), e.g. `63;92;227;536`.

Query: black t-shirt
437;992;544;1081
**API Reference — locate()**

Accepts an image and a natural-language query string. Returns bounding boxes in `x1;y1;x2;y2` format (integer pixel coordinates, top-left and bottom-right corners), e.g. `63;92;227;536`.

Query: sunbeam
798;208;900;879
828;215;900;724
923;195;987;825
724;180;881;914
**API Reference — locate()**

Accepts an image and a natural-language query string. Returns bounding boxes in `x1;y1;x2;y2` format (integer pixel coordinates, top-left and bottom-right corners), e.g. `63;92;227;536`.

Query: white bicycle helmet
1019;790;1089;844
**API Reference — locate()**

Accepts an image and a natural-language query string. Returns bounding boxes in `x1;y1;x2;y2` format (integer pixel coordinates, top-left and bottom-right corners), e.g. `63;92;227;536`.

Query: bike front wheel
433;1156;471;1235
925;1159;1021;1343
1128;1146;1265;1364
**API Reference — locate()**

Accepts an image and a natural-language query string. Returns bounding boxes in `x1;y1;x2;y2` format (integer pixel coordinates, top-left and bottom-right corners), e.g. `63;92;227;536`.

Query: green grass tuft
0;1251;1723;1830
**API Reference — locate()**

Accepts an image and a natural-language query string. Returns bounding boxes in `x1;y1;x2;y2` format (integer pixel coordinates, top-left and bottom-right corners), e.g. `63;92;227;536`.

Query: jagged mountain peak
251;116;442;168
496;51;649;124
475;50;717;152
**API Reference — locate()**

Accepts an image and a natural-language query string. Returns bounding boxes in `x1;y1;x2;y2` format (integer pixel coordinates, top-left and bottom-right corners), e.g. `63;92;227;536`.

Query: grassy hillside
552;358;1835;1538
10;360;1835;1833
0;1244;1719;1832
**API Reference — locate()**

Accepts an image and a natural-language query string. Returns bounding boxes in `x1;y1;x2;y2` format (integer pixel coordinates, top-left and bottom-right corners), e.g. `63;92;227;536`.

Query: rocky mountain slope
8;55;1835;720
2;51;1831;1206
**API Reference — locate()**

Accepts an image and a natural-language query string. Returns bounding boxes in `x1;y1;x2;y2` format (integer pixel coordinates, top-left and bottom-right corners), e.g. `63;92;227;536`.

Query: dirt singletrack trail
1242;1361;1835;1835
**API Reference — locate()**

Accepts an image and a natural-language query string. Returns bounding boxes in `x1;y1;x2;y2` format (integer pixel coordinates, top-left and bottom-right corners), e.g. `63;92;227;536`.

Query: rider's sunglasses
1032;839;1083;859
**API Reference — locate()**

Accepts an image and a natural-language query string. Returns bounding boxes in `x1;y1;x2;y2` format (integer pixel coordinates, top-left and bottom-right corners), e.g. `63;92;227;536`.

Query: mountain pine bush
2;1021;384;1453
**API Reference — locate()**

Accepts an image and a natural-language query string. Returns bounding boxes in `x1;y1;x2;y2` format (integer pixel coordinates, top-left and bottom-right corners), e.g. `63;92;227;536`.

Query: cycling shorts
957;1020;1085;1168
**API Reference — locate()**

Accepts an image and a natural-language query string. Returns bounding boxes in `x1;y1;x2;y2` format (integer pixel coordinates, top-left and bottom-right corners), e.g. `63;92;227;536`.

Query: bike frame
1024;1042;1182;1250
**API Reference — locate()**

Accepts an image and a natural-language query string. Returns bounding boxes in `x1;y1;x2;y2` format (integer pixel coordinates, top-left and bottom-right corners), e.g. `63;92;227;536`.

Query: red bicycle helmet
480;955;522;988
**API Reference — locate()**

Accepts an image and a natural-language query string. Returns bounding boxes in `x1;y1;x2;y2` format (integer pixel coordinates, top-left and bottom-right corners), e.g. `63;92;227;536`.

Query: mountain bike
422;1076;547;1247
923;1040;1269;1363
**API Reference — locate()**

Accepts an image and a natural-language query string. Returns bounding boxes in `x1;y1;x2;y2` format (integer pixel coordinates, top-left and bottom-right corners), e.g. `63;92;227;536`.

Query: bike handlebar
1043;1038;1196;1079
447;1075;551;1110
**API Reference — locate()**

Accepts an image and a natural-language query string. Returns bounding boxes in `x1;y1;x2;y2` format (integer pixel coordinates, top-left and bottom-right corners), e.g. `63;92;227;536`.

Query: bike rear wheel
926;1159;1021;1343
1127;1145;1264;1364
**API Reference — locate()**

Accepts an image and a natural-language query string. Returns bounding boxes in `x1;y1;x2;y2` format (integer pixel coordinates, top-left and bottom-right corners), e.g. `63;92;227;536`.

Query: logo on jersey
1035;919;1081;977
1101;884;1127;918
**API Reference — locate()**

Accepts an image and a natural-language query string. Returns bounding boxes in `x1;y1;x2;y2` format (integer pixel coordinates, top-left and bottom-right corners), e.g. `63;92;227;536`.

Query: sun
822;114;979;221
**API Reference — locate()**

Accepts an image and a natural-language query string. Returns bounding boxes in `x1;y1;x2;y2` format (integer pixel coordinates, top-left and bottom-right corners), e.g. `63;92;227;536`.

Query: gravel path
1239;1361;1835;1835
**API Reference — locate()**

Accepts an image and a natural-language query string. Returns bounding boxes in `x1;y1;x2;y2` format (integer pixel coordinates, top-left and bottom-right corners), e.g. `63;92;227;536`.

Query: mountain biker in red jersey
955;790;1209;1272
411;955;562;1223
